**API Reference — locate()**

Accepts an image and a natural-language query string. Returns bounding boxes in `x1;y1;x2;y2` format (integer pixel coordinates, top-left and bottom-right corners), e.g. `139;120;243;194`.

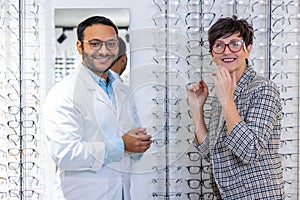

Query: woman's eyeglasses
212;39;245;54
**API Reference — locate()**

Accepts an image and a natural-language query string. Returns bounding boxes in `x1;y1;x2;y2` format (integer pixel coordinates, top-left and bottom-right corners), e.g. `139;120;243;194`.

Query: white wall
51;0;155;29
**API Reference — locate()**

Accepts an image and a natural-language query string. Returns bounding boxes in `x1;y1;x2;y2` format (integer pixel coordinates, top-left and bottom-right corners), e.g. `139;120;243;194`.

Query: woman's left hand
211;66;236;107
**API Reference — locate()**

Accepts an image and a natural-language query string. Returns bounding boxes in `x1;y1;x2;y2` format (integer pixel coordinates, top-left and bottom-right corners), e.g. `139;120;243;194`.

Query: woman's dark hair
208;15;254;53
76;16;118;41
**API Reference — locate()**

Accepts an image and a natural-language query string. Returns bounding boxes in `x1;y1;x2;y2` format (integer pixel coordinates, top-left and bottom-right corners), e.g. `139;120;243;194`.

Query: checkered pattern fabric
198;67;285;200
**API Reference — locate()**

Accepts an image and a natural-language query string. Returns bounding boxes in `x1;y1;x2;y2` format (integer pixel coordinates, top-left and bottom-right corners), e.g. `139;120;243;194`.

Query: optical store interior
0;0;299;199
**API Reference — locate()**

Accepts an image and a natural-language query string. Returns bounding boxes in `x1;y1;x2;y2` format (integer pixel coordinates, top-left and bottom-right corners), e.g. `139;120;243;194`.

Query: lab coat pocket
61;176;109;200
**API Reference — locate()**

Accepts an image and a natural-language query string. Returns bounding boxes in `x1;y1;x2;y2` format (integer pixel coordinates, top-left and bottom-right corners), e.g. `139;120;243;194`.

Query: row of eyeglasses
149;0;299;199
0;0;42;199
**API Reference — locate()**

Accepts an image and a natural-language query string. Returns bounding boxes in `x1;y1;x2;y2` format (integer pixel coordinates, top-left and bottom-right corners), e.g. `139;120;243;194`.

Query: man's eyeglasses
81;39;118;51
212;39;244;54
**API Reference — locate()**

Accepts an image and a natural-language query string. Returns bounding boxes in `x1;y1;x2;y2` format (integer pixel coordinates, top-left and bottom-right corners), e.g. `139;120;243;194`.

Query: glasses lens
8;148;20;156
105;40;118;50
229;40;243;52
22;120;35;128
8;162;19;171
187;166;201;174
187;179;200;189
9;189;19;198
7;121;19;128
8;106;19;115
23;162;35;170
187;40;201;49
212;42;225;53
22;106;36;115
88;41;102;50
212;40;244;54
187;192;200;200
187;152;200;161
86;40;118;50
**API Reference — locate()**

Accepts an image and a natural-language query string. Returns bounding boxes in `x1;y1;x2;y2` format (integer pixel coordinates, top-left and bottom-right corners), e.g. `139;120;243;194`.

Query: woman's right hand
187;80;209;109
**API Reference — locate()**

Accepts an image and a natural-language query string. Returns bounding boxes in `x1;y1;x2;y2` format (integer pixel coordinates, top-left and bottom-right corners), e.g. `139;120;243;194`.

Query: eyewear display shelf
0;0;299;200
0;0;43;199
143;0;300;199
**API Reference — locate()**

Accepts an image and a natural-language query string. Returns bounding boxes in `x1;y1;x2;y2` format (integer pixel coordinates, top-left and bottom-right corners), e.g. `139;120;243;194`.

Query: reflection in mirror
54;8;130;84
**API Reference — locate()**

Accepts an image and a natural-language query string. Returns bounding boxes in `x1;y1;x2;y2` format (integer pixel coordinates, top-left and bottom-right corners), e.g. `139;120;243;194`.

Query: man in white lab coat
44;16;152;200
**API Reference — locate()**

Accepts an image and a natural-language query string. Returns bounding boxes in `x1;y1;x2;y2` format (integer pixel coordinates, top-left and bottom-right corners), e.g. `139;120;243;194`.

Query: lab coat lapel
95;87;116;114
113;80;128;122
79;64;117;114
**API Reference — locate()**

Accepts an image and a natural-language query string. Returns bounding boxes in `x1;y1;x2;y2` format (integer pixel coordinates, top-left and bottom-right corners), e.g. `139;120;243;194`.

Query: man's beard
82;51;116;73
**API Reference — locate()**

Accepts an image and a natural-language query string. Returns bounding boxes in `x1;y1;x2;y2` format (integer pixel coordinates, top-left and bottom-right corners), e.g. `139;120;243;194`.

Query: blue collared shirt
109;70;123;82
87;68;125;165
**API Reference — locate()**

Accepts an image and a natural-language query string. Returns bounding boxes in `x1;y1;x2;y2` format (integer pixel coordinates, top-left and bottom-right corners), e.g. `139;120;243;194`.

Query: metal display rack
0;0;299;199
148;0;299;199
0;0;42;199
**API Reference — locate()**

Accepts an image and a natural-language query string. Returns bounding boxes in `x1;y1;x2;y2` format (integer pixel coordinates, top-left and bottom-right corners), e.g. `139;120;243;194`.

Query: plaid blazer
198;67;285;199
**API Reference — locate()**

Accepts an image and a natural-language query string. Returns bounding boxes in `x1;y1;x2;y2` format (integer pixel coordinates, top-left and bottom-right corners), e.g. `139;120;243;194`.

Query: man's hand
122;128;152;153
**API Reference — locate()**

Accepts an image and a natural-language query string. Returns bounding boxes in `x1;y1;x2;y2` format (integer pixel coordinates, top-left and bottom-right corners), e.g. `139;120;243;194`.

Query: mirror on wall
54;8;130;84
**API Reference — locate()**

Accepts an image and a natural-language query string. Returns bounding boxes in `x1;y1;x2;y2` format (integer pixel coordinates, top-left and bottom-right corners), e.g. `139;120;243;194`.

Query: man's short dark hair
77;16;118;41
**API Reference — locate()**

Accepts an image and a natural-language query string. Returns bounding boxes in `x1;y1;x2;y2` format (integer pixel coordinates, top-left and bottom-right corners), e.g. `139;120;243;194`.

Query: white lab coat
44;64;138;200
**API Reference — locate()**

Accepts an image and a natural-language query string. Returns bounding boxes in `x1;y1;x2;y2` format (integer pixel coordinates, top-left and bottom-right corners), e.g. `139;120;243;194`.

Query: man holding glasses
44;16;152;200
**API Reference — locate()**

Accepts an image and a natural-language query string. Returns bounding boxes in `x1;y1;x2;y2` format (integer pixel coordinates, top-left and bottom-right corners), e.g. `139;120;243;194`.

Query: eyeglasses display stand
0;0;299;199
130;0;300;199
0;0;43;199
